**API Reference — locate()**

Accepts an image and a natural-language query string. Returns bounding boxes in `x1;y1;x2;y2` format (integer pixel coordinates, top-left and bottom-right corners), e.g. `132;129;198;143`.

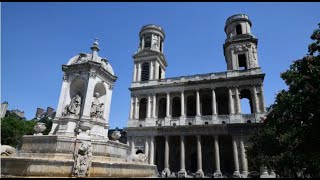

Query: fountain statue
1;40;158;178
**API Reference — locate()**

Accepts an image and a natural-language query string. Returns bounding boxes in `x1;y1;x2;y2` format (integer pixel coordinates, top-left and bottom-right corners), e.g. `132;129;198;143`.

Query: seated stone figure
63;95;82;116
90;92;104;118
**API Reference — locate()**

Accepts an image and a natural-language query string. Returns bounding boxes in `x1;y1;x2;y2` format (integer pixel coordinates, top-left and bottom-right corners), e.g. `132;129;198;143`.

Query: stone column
196;135;204;177
142;35;145;49
134;97;139;119
149;136;155;165
137;62;141;82
82;75;96;118
181;91;185;117
228;87;235;114
133;63;137;82
253;85;260;113
196;90;201;116
147;94;151;118
129;96;134;119
259;84;266;113
178;136;186;177
212;88;217;115
163;135;171;175
235;87;241;114
232;137;240;177
240;139;248;177
166;92;171;118
149;61;154;80
155;61;159;80
131;137;135;155
145;137;149;158
214;136;221;174
152;94;157;118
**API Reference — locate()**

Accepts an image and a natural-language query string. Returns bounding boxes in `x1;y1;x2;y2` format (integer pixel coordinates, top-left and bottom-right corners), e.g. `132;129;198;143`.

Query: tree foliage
1;112;37;147
247;23;320;177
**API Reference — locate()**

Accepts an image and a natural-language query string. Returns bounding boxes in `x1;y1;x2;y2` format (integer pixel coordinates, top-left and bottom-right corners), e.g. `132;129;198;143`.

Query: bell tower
223;14;260;71
132;24;167;83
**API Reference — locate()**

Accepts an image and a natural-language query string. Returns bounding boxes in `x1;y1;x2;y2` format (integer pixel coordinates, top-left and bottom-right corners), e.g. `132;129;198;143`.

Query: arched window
144;35;151;48
139;98;147;120
238;54;247;70
236;24;242;35
240;89;253;114
201;94;212;115
158;98;166;118
187;95;196;117
141;62;150;81
172;97;181;117
136;150;144;154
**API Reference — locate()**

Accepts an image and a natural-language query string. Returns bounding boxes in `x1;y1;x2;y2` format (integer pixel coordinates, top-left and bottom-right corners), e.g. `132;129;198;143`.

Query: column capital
211;87;216;90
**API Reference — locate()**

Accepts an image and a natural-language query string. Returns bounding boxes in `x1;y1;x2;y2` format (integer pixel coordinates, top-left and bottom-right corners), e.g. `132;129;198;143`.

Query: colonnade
128;135;249;177
129;85;265;121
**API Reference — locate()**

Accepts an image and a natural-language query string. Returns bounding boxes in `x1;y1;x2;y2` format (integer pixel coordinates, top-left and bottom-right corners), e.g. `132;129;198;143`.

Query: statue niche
90;92;104;118
63;95;82;116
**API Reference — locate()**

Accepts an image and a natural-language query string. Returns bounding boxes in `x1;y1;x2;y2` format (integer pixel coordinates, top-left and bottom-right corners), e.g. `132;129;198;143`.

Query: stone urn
111;130;121;142
33;122;46;135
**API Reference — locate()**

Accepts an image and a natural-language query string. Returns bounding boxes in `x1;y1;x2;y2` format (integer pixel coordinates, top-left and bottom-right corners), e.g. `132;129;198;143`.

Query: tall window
238;54;247;70
236;24;242;35
139;98;147;120
141;62;150;81
158;98;166;118
144;35;151;49
158;66;162;79
160;40;163;52
172;97;181;117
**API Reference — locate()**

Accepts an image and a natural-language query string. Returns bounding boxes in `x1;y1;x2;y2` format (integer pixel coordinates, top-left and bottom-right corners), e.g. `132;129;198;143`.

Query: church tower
49;39;117;140
223;14;260;71
132;24;167;83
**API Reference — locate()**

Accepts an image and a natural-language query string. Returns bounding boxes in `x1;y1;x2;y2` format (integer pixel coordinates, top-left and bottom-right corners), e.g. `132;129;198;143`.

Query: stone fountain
1;40;158;178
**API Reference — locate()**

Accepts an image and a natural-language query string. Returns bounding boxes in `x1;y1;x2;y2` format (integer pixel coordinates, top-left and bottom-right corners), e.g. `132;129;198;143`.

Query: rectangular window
238;54;247;70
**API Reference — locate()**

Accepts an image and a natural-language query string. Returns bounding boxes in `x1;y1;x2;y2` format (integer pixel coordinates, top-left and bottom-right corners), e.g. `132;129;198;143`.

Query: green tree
1;113;37;147
247;23;320;177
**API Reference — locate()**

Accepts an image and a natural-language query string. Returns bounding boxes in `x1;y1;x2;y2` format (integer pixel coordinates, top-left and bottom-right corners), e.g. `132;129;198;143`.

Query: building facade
124;14;267;178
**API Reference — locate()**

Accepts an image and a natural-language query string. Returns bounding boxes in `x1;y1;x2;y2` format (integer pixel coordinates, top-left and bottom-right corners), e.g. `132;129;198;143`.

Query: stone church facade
124;14;267;178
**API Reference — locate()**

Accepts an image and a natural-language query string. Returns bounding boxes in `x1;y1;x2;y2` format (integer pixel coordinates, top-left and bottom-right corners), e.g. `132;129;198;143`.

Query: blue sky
2;2;320;128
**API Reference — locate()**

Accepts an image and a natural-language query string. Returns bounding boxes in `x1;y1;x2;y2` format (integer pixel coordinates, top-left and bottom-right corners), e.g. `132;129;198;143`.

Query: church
124;14;267;178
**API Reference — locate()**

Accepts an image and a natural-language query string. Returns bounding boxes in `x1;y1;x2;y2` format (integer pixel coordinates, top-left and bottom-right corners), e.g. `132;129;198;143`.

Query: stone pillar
82;75;96;118
260;84;266;113
178;136;186;177
147;94;151;118
149;136;155;165
137;62;141;82
196;90;201;116
144;137;149;159
131;137;135;155
133;63;137;82
149;61;154;80
253;85;260;113
152;94;157;118
196;135;204;177
180;91;185;117
235;87;241;114
212;88;217;115
240;139;248;177
228;87;235;114
155;61;159;80
163;135;171;176
232;137;241;177
214;136;221;174
134;97;139;119
166;92;171;118
142;35;145;49
129;96;134;119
